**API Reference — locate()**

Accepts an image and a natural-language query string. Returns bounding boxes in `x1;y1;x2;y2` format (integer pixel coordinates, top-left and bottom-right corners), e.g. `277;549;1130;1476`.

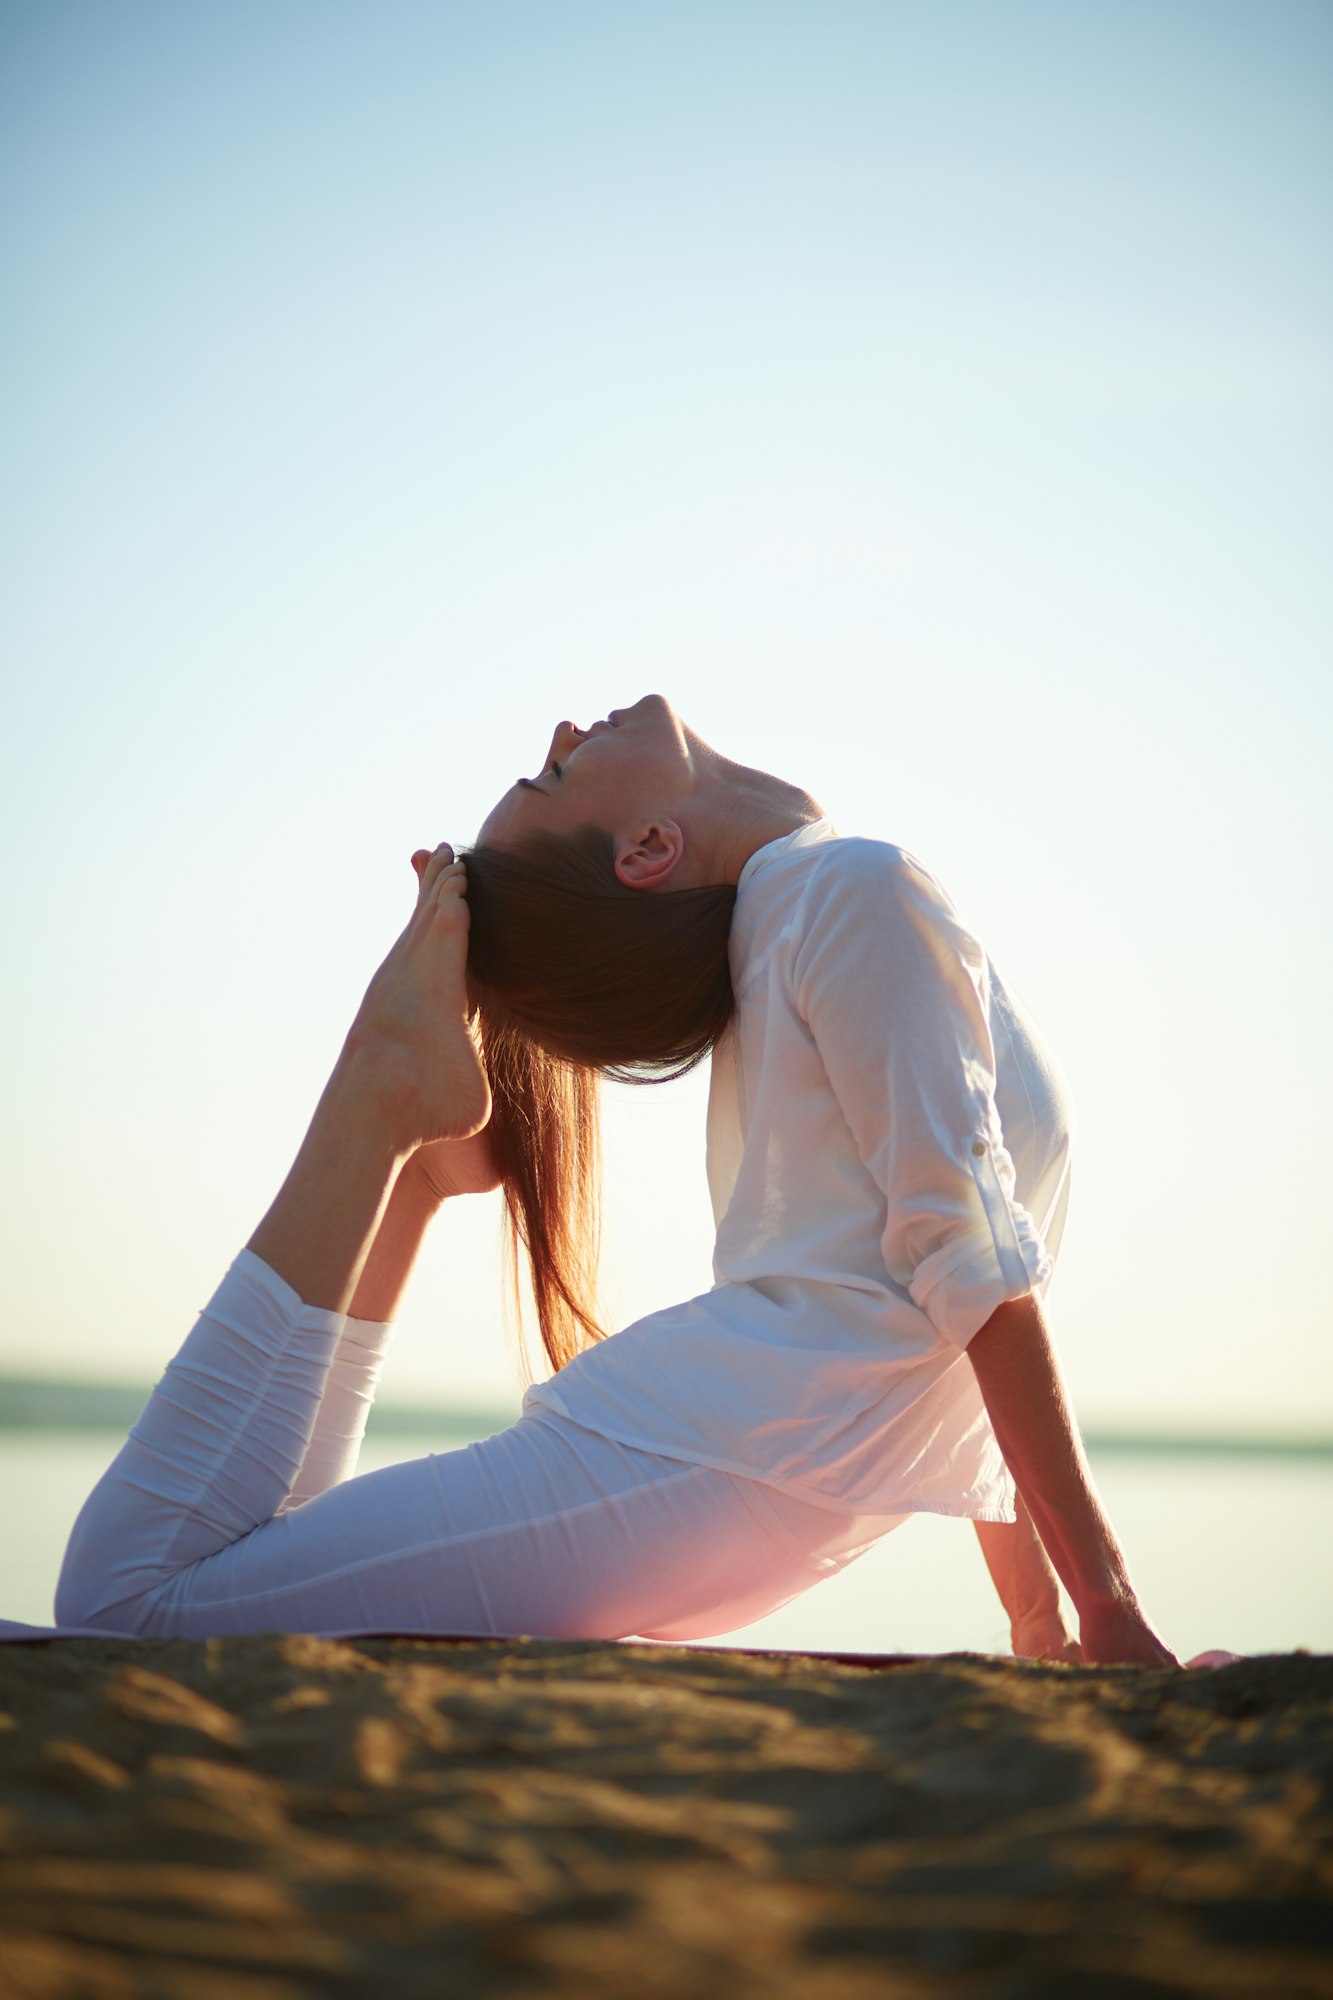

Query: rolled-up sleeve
789;842;1053;1346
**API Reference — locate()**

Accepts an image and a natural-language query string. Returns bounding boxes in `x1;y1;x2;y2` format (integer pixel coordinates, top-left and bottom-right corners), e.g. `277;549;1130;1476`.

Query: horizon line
0;1375;1329;1459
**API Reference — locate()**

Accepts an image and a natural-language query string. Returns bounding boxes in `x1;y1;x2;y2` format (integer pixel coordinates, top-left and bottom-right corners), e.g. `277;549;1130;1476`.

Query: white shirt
524;819;1074;1521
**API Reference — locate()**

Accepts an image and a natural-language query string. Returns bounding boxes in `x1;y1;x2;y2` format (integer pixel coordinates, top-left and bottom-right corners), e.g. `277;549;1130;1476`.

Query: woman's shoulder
782;836;979;980
741;821;937;898
820;833;924;871
735;831;963;984
797;834;954;909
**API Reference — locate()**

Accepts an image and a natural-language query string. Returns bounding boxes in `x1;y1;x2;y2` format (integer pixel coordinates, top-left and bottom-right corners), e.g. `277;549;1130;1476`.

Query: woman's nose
546;719;583;762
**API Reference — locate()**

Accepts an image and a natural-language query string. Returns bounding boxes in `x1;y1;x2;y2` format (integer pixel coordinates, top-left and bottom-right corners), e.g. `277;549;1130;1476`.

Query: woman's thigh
135;1410;865;1642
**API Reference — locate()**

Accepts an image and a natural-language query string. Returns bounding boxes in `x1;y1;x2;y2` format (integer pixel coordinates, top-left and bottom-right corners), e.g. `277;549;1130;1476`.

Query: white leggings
55;1251;903;1643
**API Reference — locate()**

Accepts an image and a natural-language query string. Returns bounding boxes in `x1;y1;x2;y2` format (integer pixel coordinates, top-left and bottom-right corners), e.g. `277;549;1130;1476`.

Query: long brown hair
463;825;736;1378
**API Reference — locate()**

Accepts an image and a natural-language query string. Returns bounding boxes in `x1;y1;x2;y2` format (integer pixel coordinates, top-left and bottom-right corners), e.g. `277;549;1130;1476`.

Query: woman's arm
966;1292;1177;1667
973;1496;1080;1662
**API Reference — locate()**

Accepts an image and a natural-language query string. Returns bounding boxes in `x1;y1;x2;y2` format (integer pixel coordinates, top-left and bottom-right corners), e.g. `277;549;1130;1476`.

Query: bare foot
344;844;491;1150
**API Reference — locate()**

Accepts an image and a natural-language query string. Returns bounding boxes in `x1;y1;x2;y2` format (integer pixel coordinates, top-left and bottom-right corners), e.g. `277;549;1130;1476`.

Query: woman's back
524;819;1074;1519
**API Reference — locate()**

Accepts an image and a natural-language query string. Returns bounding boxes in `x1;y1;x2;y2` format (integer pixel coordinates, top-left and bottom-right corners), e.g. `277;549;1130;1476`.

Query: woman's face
479;693;698;849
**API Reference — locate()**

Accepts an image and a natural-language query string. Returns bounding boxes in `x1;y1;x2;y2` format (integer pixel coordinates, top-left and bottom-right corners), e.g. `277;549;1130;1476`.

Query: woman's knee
53;1563;156;1635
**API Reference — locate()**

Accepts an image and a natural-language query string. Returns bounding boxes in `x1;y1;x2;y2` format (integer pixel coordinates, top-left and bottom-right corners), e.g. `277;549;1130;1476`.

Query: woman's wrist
1073;1581;1178;1667
1011;1605;1080;1663
1070;1572;1138;1623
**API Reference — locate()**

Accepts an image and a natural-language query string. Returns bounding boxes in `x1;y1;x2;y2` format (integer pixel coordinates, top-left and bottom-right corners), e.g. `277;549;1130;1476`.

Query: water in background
3;1423;1328;1659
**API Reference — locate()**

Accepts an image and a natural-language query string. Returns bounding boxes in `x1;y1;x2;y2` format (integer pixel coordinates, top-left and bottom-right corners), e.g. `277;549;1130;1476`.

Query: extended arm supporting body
972;1494;1076;1662
967;1292;1176;1666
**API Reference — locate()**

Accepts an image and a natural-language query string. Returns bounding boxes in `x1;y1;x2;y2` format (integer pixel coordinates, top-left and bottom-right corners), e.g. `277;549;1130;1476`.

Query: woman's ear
614;819;686;891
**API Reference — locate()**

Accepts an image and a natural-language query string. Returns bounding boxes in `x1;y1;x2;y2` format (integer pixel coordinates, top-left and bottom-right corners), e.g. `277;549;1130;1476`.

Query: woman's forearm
966;1293;1176;1665
967;1294;1127;1603
973;1496;1077;1660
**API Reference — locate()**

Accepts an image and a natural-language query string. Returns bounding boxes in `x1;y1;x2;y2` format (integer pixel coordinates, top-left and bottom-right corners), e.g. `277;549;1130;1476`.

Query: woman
55;695;1176;1666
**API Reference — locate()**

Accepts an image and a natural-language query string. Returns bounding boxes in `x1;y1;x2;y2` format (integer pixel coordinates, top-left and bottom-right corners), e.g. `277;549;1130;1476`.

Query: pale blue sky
2;0;1330;1428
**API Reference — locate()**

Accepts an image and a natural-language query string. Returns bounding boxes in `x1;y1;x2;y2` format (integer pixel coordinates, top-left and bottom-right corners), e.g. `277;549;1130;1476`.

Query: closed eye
547;760;563;778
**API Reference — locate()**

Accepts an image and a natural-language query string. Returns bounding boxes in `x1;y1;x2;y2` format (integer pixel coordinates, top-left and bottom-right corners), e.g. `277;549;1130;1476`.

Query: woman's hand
1011;1608;1083;1665
1006;1590;1178;1669
1076;1592;1180;1668
974;1506;1083;1664
967;1298;1182;1671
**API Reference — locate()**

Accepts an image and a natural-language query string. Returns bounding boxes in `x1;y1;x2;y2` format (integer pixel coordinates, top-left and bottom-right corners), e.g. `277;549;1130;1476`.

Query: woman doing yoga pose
56;695;1176;1666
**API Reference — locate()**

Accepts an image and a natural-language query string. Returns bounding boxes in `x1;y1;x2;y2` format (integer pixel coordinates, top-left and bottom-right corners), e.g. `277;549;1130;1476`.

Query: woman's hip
466;1405;903;1641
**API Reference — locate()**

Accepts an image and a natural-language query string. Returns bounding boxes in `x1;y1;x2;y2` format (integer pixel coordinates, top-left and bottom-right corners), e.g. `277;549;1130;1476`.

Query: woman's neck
688;756;826;887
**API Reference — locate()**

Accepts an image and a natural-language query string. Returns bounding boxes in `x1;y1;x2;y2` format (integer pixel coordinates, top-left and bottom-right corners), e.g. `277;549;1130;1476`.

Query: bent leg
54;1251;868;1638
77;1425;792;1641
56;1252;360;1627
57;1382;830;1642
56;1248;906;1642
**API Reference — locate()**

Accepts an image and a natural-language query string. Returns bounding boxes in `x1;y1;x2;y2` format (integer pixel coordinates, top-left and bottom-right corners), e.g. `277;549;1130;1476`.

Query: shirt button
972;1140;987;1157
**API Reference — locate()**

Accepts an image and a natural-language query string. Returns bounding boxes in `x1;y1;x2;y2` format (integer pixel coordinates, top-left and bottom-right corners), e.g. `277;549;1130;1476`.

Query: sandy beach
0;1638;1329;1997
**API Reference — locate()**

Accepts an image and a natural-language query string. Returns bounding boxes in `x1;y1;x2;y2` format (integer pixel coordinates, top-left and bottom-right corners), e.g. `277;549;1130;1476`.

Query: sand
0;1636;1329;1998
